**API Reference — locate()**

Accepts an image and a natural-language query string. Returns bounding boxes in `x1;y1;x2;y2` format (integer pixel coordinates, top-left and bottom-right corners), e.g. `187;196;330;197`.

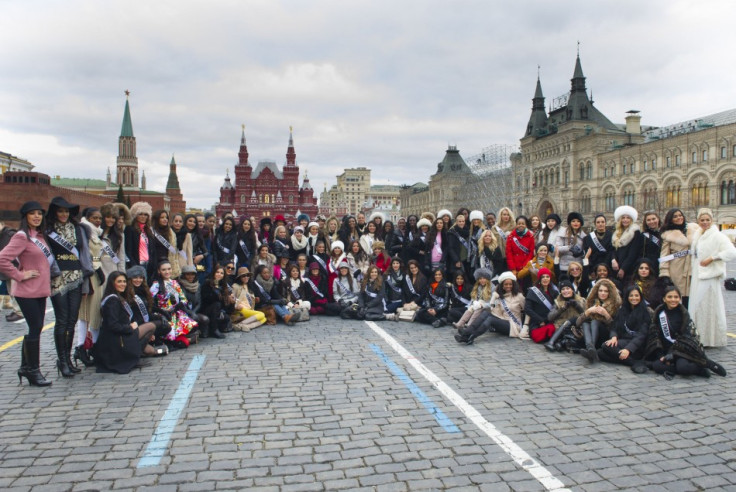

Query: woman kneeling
94;272;156;374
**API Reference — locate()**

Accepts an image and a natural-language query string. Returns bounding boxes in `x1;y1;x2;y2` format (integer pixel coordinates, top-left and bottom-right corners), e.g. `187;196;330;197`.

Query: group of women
1;199;733;386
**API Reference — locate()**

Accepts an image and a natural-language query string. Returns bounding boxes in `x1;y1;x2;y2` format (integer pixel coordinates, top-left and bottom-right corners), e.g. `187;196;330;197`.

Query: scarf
256;275;275;294
291;233;308;251
178;276;200;294
174;227;188;250
50;222;83;296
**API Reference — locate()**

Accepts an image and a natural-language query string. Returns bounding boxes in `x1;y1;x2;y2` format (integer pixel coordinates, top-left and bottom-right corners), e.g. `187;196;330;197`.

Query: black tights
652;358;705;377
16;297;47;340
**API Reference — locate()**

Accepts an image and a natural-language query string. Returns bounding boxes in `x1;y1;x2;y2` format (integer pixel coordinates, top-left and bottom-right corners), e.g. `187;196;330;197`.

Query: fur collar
613;223;640;248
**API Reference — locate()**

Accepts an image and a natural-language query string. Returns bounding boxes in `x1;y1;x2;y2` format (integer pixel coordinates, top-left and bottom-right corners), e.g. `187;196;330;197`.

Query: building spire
525;71;548;138
286;126;296;167
166;153;180;190
120;91;134;137
241;124;246;144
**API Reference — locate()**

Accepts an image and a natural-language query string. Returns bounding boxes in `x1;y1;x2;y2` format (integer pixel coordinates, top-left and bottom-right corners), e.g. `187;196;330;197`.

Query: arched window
241;194;245;204
587;162;592;179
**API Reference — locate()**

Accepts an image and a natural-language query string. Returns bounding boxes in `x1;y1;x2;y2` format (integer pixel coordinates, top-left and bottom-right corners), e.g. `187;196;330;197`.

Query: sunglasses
226;267;234;271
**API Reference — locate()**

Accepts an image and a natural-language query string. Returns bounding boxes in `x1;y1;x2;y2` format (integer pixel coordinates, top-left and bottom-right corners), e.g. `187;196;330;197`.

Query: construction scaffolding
463;144;518;213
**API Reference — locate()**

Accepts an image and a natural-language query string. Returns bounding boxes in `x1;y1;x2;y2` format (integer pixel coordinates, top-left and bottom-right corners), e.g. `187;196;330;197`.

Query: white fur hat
469;210;484;222
129;201;153;218
497;271;517;284
307;221;320;231
614;205;638;223
369;211;385;222
417;218;432;229
437;209;452;220
331;240;345;252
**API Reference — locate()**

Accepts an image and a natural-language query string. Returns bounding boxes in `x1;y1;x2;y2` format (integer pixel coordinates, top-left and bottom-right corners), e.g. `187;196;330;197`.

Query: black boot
544;321;570;352
65;330;81;373
706;359;727;377
18;337;52;387
54;328;75;378
580;322;599;363
73;345;94;367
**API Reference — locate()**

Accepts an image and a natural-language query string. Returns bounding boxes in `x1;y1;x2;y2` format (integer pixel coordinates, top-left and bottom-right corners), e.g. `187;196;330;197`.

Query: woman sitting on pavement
231;267;266;331
446;270;472;324
94;272;156;374
576;278;621;363
304;262;329;315
328;259;360;317
524;267;559;343
452;268;492;331
282;264;311;319
252;264;298;325
353;265;386;321
127;265;175;349
544;278;586;352
415;268;450;328
597;285;651;368
455;271;524;344
642;285;727;378
382;257;406;317
150;260;200;346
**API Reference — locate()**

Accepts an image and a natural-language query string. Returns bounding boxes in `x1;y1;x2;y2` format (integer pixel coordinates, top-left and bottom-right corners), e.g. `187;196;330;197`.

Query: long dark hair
101;203;122;251
238;218;258;244
184;213;203;243
105;271;133;303
152;210;171;235
426;218;445;249
348;239;367;262
661;208;687;234
19;211;46;242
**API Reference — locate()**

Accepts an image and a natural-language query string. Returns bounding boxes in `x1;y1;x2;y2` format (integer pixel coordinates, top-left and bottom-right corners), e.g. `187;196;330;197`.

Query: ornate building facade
215;128;318;221
514;54;736;227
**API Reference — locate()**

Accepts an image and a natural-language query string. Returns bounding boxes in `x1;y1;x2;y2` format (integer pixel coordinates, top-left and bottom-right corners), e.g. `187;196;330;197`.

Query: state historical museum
216;127;318;221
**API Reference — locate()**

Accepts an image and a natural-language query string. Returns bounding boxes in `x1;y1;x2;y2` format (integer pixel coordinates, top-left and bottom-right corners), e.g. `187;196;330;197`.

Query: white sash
153;230;176;254
500;297;521;326
512;236;529;255
405;276;418;296
643;232;660;247
305;278;325;298
47;231;79;258
387;275;403;294
102;294;133;321
659;249;690;263
134;294;149;322
364;287;378;298
101;240;121;264
30;236;55;267
590;233;607;253
290;286;301;300
312;255;327;272
451;286;471;305
254;281;271;302
239;239;250;259
530;286;553;311
495;225;507;240
658;310;676;344
428;288;445;306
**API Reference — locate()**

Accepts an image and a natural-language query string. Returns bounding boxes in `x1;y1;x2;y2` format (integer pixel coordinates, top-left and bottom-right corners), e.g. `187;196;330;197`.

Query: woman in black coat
356;266;386;321
94;272;156;374
415;268;450;328
447;214;473;279
597;285;651;366
643;286;727;378
214;217;238;267
383;221;404;258
640;211;662;276
524;268;559;343
235;218;258;270
583;214;613;272
611;206;644;283
402;260;428;306
199;265;232;339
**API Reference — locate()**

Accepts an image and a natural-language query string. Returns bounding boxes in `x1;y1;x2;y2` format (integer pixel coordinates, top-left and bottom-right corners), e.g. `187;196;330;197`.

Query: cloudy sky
2;0;735;209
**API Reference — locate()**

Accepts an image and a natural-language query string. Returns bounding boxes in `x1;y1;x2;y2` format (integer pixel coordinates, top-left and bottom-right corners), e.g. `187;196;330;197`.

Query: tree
116;184;125;204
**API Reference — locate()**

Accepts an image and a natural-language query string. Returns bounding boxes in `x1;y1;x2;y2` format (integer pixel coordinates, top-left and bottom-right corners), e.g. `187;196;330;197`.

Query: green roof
51;177;108;189
121;99;134;137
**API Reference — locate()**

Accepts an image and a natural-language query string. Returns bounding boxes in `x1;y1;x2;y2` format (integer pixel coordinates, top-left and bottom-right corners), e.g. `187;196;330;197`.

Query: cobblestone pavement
1;277;735;491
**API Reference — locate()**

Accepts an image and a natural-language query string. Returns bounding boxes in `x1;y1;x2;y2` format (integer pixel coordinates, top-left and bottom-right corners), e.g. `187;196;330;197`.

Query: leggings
237;308;266;323
16;297;47;340
652;358;705;377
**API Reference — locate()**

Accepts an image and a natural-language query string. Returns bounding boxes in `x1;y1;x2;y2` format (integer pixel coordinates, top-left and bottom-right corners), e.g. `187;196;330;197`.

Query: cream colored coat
659;224;697;296
489;291;525;335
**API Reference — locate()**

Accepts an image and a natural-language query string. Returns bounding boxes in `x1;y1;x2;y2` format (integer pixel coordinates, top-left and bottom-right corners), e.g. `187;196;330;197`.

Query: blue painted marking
370;344;460;433
137;354;206;468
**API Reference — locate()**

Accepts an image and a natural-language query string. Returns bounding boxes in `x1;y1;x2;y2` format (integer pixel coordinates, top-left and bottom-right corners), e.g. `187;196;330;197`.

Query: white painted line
365;321;569;492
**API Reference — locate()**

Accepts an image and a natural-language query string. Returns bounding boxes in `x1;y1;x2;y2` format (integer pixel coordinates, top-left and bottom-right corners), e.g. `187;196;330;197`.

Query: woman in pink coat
0;201;56;386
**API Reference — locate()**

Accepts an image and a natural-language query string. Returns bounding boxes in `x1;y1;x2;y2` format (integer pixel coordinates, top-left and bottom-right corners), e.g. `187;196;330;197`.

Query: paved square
1;282;735;491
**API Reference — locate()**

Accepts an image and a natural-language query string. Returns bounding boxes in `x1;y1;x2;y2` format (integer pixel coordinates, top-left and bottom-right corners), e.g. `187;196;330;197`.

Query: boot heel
18;372;23;385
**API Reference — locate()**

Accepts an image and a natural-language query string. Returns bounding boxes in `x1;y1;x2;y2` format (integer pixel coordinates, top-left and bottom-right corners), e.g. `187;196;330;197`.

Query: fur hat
421;212;436;223
274;214;286;224
558;277;573;291
538;267;553;279
316;214;327;222
260;217;272;226
130;201;153;219
127;265;147;279
437;209;452;220
181;265;197;275
697;207;714;219
567;212;584;227
469;210;484;222
417;218;432;229
545;213;562;226
614;205;638;223
473;267;492;281
331;240;345;252
307;221;320;231
338;258;350;269
369;211;385;222
372;240;385;250
297;213;309;223
293;226;304;234
497;271;517;284
114;203;132;226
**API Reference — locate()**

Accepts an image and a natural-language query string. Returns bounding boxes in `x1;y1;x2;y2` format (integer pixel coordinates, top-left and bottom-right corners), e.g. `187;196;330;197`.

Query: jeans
273;304;290;319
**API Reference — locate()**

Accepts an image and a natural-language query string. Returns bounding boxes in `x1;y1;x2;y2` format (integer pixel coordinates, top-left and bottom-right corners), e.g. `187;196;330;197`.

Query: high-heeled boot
65;329;81;373
18;337;52;387
54;328;75;378
544;320;571;352
580;321;599;363
73;345;94;367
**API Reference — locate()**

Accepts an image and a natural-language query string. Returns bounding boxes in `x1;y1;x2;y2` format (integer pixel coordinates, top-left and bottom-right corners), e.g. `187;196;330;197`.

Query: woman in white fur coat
689;208;736;347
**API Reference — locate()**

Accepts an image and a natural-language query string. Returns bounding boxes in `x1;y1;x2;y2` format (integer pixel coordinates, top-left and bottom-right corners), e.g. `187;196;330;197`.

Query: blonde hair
470;278;493;302
497;207;515;232
477;229;498;251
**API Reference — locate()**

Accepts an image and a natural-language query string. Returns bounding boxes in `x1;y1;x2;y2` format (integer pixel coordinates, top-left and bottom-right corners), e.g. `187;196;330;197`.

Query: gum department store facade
514;54;736;227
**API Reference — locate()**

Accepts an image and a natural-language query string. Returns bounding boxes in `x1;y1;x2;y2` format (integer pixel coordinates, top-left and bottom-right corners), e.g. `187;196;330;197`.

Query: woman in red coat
505;216;535;276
